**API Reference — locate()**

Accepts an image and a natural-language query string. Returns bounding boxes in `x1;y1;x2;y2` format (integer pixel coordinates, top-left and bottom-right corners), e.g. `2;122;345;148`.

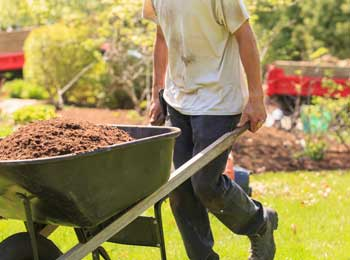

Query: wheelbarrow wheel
0;232;62;260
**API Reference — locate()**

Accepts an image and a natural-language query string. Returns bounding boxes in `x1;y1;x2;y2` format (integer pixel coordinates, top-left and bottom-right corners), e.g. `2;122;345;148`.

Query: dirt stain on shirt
181;55;196;66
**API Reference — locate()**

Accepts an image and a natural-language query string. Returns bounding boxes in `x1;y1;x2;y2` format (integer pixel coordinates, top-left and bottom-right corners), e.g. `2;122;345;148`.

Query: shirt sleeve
142;0;159;24
215;0;250;34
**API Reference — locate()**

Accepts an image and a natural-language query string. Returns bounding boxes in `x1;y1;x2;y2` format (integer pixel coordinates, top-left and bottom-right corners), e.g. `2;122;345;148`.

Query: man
143;1;278;259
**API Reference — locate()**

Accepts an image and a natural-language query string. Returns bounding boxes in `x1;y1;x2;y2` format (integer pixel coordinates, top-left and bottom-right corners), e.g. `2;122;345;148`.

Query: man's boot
248;208;278;260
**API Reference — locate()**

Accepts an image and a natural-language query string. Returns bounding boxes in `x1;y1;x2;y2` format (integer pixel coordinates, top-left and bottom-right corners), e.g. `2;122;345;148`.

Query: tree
96;0;155;112
23;23;107;109
0;0;112;29
246;0;350;62
299;0;350;59
246;0;301;64
0;0;31;30
5;0;154;111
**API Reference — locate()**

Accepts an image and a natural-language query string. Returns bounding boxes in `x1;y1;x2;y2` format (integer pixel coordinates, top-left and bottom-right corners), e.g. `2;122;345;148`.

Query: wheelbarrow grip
234;122;250;135
59;123;249;260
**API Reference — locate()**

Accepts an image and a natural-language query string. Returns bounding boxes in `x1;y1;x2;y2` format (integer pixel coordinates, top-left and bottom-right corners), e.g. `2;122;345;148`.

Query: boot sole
268;210;278;260
268;210;279;231
272;212;279;230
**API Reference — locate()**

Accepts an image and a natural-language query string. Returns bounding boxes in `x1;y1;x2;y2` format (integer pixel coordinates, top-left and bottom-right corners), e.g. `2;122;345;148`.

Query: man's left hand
237;97;267;133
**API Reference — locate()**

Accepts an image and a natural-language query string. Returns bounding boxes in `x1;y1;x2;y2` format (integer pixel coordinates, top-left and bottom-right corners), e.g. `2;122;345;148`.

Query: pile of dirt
0;118;134;160
232;127;350;173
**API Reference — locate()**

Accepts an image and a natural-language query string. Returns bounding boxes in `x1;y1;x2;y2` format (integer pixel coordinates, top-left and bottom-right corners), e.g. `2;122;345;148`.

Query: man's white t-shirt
143;0;250;115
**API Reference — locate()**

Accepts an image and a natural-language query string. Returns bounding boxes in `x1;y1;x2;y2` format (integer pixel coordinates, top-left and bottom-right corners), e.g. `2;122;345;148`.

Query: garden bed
232;127;350;173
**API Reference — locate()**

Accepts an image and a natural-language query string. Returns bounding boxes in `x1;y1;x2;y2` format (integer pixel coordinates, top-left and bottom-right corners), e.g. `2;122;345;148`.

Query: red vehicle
0;30;30;83
0;52;24;73
266;60;350;114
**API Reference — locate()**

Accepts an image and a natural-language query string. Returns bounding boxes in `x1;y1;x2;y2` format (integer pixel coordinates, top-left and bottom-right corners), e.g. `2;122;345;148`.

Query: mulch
232;127;350;173
0;118;134;160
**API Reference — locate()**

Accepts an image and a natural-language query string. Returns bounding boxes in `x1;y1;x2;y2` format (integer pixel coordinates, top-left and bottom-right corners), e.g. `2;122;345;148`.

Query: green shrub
64;60;109;107
301;76;350;160
0;125;13;138
13;105;56;124
2;80;49;100
303;137;327;161
101;88;134;109
126;110;144;122
0;113;14;137
24;23;108;108
313;80;350;150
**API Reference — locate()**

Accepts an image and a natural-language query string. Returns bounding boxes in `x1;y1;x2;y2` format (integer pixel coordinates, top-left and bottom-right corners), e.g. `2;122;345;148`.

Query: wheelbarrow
0;124;249;260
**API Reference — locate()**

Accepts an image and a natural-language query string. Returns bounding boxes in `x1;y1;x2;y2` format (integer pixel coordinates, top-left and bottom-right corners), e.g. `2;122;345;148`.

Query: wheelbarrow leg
75;228;111;260
155;198;167;260
92;246;112;260
17;193;40;260
97;246;111;260
92;250;100;260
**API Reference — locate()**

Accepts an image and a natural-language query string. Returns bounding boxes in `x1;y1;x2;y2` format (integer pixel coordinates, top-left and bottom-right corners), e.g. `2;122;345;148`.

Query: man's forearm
235;22;263;100
152;26;168;100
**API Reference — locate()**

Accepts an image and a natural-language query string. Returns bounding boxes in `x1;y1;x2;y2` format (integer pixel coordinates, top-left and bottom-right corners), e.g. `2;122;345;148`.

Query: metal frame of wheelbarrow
15;194;169;260
8;124;249;260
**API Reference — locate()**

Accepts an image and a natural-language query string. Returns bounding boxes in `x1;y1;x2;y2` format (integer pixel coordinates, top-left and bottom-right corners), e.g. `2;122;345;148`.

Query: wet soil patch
0;118;134;160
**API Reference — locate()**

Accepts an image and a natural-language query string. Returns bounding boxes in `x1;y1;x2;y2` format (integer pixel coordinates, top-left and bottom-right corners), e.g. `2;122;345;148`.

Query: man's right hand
237;96;266;133
149;98;165;126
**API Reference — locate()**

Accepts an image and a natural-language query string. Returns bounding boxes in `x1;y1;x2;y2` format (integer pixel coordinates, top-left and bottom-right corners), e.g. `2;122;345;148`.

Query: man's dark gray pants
166;105;265;260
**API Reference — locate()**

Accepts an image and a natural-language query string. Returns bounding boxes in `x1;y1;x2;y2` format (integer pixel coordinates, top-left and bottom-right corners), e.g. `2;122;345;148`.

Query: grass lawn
1;170;349;259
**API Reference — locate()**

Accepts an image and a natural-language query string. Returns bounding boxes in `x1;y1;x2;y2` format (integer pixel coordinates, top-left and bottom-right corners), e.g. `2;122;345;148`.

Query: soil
232;127;350;173
58;107;350;173
0;118;134;160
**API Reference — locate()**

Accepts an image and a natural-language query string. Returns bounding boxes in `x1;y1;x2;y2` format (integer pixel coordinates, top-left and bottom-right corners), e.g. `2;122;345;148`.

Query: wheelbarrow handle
59;123;249;260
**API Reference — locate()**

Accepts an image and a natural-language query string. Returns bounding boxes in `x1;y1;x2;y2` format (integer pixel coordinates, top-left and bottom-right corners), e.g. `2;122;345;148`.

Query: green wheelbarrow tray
0;125;180;228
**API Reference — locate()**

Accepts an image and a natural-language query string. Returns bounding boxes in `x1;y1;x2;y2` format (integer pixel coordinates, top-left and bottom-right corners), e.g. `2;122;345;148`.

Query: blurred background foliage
12;104;56;124
1;0;154;110
23;23;108;108
0;0;349;110
247;0;350;63
2;79;49;100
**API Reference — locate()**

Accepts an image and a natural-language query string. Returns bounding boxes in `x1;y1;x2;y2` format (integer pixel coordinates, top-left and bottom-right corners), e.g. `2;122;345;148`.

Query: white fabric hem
229;17;249;34
164;95;243;116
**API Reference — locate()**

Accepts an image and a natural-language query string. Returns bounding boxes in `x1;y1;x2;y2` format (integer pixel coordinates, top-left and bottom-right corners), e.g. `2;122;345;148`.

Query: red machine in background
0;30;29;83
0;52;24;72
266;60;350;114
